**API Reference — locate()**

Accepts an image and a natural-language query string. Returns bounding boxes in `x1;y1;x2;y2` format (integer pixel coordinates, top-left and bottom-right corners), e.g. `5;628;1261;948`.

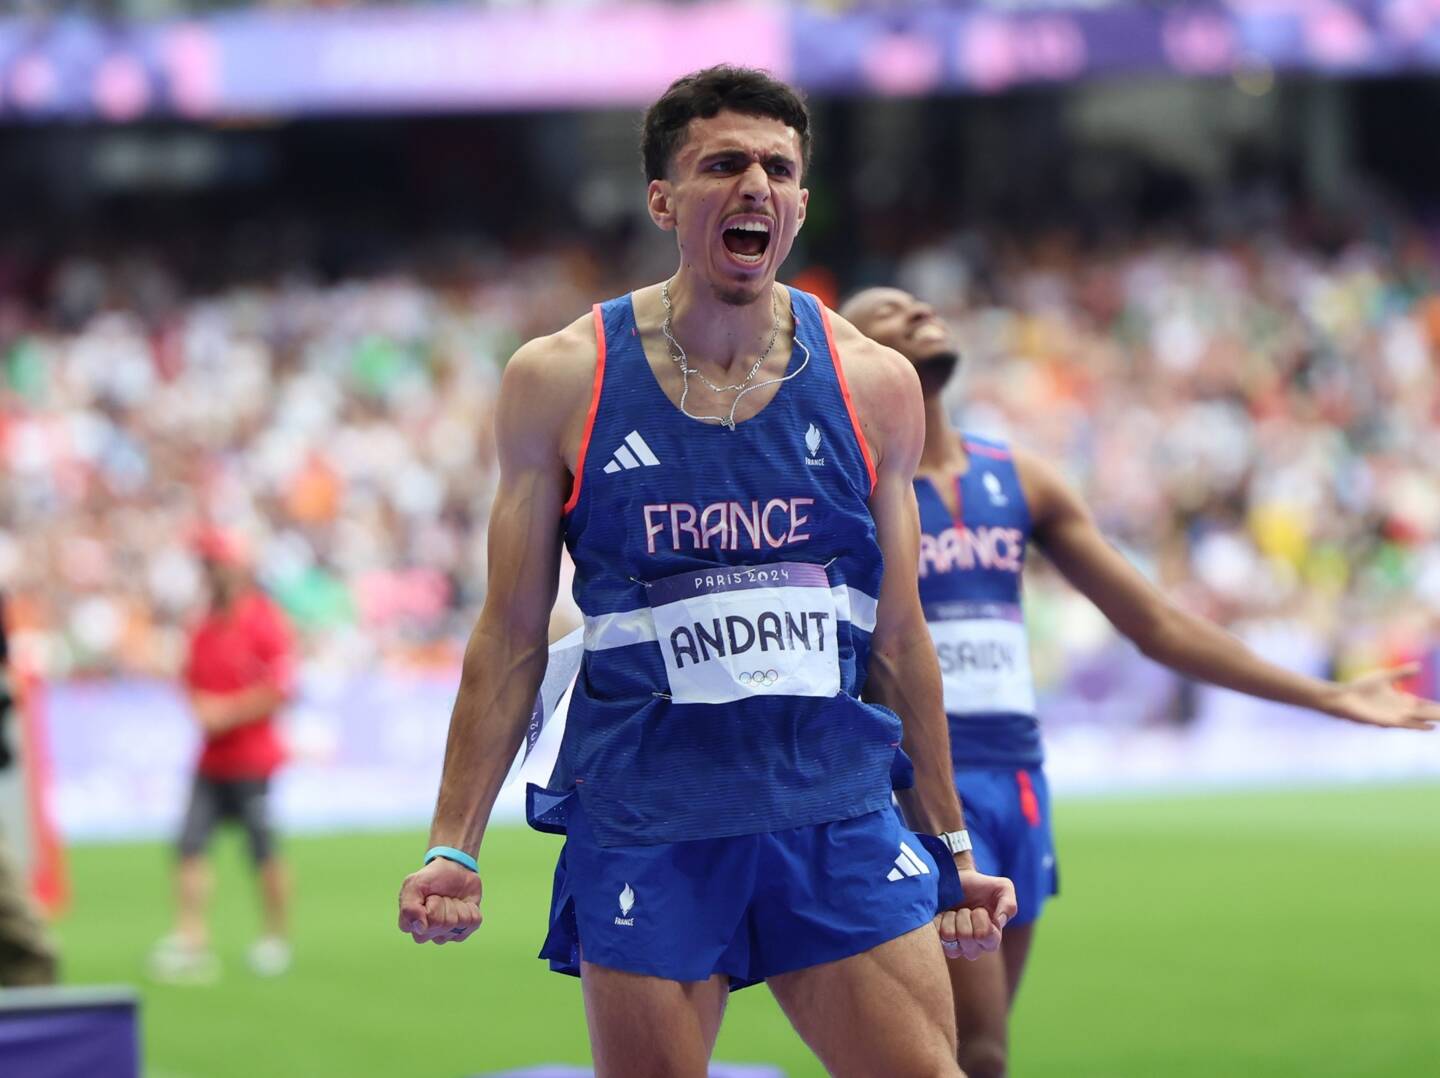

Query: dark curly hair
641;65;812;183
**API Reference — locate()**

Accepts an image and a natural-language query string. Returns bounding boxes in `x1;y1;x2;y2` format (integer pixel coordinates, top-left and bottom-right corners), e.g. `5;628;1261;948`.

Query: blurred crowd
0;241;612;679
910;222;1440;689
2;217;1438;697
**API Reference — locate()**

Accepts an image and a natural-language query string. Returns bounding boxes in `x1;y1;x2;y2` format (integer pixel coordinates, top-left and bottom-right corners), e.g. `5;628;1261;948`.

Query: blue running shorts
539;799;944;989
953;765;1058;926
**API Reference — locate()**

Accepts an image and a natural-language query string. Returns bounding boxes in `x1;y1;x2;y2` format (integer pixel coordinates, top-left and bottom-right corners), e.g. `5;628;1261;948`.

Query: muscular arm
1020;449;1438;729
398;315;612;945
425;333;590;855
828;318;966;849
832;311;1016;955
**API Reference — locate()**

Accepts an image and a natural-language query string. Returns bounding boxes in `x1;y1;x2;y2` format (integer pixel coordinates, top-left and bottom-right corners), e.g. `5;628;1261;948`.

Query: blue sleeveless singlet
914;435;1043;768
556;288;902;846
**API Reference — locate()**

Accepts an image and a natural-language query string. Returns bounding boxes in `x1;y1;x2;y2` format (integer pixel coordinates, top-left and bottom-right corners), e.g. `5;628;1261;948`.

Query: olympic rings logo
738;670;781;687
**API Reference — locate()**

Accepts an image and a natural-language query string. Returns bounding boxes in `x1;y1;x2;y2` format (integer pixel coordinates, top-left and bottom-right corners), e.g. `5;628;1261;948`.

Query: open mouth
909;321;947;344
721;218;772;264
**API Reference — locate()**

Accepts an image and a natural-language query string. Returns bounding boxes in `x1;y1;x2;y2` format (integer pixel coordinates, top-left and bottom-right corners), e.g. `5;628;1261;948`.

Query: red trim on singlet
819;305;878;493
963;439;1011;460
563;305;608;515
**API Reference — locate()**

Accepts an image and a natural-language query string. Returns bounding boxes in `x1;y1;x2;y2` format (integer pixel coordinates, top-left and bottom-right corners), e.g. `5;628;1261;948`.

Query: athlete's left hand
1325;664;1440;731
937;867;1017;961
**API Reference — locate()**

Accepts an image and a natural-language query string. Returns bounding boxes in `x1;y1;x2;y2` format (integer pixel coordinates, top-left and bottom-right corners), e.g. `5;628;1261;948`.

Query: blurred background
1;1;1439;1076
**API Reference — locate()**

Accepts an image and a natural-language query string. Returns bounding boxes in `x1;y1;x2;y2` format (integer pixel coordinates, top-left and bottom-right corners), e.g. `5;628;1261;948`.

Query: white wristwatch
936;829;973;856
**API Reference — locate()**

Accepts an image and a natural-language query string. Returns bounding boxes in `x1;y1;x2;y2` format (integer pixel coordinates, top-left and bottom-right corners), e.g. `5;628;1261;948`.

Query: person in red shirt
151;529;296;983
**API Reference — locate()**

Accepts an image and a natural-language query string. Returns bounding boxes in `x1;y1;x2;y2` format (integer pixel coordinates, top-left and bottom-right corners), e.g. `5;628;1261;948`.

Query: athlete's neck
662;271;783;378
919;394;967;476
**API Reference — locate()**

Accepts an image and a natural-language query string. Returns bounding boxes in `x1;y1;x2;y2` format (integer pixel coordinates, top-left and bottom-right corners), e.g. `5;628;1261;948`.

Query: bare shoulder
497;311;601;458
824;307;923;467
501;311;598;406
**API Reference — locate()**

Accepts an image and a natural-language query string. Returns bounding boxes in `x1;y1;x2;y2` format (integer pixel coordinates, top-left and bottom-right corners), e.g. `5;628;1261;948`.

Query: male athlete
397;68;1017;1077
842;285;1440;1078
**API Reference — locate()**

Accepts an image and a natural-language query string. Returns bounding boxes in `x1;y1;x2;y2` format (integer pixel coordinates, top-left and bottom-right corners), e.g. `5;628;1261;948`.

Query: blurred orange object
285;452;342;525
14;670;68;915
1420;294;1440;355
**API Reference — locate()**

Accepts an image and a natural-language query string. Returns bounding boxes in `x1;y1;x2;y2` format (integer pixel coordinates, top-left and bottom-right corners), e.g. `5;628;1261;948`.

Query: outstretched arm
1020;449;1438;731
398;325;592;945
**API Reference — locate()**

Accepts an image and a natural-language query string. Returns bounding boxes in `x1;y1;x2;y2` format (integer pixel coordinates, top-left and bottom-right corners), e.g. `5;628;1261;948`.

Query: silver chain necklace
660;278;808;430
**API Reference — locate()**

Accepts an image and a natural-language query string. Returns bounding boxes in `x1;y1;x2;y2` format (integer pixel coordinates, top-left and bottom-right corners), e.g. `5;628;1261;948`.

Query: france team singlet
915;435;1043;768
555;288;901;847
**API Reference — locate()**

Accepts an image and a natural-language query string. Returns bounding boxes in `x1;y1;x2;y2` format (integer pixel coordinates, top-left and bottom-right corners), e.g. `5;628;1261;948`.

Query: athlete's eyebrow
698;148;798;172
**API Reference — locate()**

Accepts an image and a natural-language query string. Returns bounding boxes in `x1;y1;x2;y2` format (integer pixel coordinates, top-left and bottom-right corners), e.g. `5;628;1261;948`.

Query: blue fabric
915;434;1043;767
557;288;902;847
953;766;1058;926
539;801;942;989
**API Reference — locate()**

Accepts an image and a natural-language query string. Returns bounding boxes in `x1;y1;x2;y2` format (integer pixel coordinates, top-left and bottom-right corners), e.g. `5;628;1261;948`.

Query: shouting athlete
842;285;1440;1078
397;68;1017;1076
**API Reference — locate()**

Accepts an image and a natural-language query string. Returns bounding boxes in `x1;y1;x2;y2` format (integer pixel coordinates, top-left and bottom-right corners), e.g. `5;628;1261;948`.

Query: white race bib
649;562;841;705
926;601;1036;716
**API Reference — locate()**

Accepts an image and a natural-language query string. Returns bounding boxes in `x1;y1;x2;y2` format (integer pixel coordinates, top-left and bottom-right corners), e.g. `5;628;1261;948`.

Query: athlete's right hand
397;860;483;945
937;868;1017;961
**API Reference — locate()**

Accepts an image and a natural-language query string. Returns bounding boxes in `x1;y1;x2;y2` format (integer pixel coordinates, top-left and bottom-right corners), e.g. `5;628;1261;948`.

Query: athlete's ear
648;180;677;232
796;186;809;231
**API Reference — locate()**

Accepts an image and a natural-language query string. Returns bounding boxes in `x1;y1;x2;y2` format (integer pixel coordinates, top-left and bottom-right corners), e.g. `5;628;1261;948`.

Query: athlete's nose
737;161;771;204
907;302;936;326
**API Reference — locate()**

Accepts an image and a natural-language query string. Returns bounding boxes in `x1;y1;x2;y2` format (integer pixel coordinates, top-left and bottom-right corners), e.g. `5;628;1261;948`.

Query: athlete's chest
578;410;866;559
915;471;1029;583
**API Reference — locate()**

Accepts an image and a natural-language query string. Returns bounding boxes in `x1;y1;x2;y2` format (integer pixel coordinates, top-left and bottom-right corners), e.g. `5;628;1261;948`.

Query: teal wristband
424;846;478;873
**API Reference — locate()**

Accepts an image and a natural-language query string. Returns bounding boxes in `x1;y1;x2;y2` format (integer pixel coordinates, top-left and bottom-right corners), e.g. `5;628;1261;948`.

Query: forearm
1143;609;1340;713
427;612;550;856
867;630;966;839
187;683;286;735
219;684;289;731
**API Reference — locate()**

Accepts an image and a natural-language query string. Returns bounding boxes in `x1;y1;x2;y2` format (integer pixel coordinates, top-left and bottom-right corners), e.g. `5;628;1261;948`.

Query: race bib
648;562;841;705
926;601;1037;716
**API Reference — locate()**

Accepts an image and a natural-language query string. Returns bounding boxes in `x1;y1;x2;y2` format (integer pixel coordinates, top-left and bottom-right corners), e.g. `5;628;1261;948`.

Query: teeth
728;220;770;233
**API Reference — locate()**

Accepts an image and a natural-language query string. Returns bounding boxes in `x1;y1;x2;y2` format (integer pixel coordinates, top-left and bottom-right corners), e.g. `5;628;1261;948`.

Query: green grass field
53;784;1440;1078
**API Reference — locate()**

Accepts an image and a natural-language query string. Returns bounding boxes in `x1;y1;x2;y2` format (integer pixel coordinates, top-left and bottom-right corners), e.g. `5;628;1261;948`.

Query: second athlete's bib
926;600;1037;716
649;562;841;705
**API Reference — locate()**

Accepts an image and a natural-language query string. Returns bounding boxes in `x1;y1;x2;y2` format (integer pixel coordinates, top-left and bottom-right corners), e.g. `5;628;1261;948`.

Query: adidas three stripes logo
603;430;661;473
886;841;931;882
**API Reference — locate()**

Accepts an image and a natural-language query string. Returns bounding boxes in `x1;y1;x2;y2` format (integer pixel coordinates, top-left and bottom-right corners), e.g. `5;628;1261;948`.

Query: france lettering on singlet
550;288;900;847
915;435;1044;768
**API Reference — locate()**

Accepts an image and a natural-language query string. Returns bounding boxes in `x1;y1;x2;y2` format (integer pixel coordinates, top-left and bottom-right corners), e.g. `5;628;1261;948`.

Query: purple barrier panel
0;2;788;120
0;15;185;122
46;671;463;841
789;0;1440;97
0;986;139;1078
9;2;1440;119
177;2;790;117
